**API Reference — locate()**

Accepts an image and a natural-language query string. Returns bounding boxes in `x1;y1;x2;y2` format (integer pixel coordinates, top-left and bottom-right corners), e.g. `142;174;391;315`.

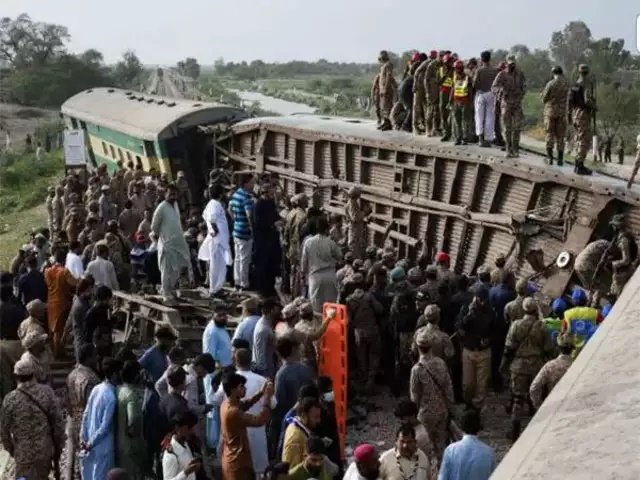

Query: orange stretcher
318;303;348;460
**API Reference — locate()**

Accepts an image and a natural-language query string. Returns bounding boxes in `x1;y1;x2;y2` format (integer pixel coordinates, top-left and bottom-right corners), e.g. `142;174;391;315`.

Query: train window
102;142;108;155
135;155;142;165
118;148;124;161
71;118;78;129
126;152;132;162
109;145;115;158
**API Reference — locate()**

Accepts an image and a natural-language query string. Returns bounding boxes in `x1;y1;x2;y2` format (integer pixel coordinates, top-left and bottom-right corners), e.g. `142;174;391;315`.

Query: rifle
590;236;615;290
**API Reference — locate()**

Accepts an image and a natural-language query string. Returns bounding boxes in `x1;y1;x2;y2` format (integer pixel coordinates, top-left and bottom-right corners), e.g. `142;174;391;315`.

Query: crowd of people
371;49;598;175
0;137;637;480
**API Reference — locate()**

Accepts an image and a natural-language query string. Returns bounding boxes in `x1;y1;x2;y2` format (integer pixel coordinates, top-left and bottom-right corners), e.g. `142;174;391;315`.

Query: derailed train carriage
218;114;640;299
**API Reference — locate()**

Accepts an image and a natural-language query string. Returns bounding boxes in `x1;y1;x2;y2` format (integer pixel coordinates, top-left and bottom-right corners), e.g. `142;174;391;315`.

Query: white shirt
379;448;429;480
162;436;195;480
65;252;84;279
214;368;277;474
85;257;119;290
344;462;381;480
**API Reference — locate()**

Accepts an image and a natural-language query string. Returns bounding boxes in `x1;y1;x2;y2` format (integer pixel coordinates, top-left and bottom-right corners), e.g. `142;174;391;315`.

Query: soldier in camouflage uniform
0;358;65;480
529;333;573;409
568;64;595;175
377;50;397;131
541;66;570;165
608;214;638;298
491;55;526;158
52;186;66;234
371;73;382;126
438;55;455;141
345;186;370;259
501;297;554;441
465;58;478;143
283;193;308;297
412;52;429;134
424;51;443;136
413;305;455;362
504;278;529;325
627;133;640;189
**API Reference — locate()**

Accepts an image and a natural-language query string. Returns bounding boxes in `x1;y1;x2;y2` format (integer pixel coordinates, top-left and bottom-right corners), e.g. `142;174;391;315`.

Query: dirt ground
0;103;59;149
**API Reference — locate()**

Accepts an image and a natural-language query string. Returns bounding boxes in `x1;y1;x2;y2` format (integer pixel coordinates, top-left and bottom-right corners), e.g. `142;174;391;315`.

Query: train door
143;140;160;171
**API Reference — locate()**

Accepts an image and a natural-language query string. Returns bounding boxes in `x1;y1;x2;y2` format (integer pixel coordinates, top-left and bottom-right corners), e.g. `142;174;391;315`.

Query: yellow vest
439;66;453;89
563;306;599;357
453;74;469;99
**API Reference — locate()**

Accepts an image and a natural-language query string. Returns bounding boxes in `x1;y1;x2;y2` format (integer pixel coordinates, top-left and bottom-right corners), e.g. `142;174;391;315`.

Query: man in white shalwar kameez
151;185;193;302
212;348;276;477
198;184;232;297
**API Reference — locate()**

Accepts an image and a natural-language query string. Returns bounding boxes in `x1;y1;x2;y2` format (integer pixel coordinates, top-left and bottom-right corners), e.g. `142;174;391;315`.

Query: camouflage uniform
46;190;55;234
424;60;442;135
503;295;525;325
503;301;554;428
379;60;397;122
573;239;610;291
345;195;368;259
66;364;100;480
371;73;382;124
52;192;65;233
412;60;428;134
438;64;454;139
569;69;596;164
529;353;572;409
283;200;307;297
492;63;526;157
610;230;637;296
410;351;454;462
0;379;65;480
413;323;454;362
541;73;569;158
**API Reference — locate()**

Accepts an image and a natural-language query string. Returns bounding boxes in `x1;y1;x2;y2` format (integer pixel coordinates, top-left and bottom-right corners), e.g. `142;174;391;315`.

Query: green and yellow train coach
61;87;246;196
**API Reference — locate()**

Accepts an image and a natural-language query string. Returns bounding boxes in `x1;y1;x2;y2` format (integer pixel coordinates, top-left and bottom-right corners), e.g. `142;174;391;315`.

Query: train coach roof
61;87;246;141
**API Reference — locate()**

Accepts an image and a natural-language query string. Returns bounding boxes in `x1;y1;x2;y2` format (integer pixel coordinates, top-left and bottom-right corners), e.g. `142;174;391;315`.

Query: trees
0;14;69;69
113;50;144;88
597;84;640;137
177;57;200;79
549;21;592;74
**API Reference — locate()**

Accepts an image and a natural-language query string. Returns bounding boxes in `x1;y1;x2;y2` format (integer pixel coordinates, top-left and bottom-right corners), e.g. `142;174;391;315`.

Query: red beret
354;444;377;463
435;251;450;263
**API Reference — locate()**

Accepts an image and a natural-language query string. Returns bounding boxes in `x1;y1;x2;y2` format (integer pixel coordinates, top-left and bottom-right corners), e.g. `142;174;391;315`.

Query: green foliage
177;57;200;79
0;149;64;214
113;50;144;88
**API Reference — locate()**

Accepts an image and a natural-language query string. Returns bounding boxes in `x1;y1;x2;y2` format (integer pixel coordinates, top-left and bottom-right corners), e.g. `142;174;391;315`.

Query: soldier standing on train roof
424;50;442;137
491;55;526;158
568;64;595;175
500;297;554;442
376;50;397;132
412;53;429;135
541;66;569;166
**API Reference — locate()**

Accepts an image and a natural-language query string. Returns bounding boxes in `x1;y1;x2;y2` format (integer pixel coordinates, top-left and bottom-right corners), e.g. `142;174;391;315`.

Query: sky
4;0;639;65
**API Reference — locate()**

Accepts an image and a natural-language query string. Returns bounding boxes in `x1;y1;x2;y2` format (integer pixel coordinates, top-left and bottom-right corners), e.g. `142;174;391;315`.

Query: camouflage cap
352;259;364;271
416;327;436;348
26;299;47;317
424;304;440;322
515;278;528;295
298;302;314;316
14;357;36;376
22;331;48;350
281;303;298;319
506;55;516;64
349;272;365;285
522;297;538;314
578;64;589;73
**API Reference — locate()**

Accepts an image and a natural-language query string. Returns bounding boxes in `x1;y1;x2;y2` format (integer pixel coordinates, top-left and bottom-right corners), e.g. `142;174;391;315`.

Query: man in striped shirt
229;174;256;290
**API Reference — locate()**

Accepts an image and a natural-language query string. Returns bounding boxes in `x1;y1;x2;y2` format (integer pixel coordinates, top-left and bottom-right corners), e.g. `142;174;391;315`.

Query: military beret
14;357;36;376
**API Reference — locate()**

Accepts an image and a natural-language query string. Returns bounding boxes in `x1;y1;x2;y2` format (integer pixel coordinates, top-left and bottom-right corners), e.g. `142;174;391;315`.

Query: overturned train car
219;114;640;298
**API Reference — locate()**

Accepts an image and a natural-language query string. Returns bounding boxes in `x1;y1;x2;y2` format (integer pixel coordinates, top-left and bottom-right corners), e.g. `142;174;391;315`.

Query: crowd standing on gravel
0;134;636;480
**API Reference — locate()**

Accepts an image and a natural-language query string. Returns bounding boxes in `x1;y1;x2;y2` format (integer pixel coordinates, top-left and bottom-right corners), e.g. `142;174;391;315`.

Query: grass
0;149;64;268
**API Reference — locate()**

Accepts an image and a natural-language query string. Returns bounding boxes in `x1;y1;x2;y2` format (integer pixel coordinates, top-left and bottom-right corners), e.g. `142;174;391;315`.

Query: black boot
454;138;462;146
575;161;592;175
507;419;521;442
546;147;554;165
557;150;564;166
379;118;392;131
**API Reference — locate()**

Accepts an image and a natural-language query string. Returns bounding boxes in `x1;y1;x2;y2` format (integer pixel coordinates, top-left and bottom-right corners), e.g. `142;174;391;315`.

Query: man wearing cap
0;357;65;480
606;214;638;298
417;265;440;305
455;285;495;410
627;133;640;188
412;53;429;134
376;50;397;132
46;186;56;234
491;55;526;158
568;64;595;175
18;299;47;342
99;185;117;223
543;298;568;346
529;333;574;409
410;326;454;461
541;66;570;165
434;251;455;292
345;186;370;260
413;305;454;362
501;297;554;441
294;302;332;372
201;183;232;298
561;288;603;357
175;170;192;214
284;193;309;297
52;185;66;234
423;51;443;136
344;444;381;480
450;59;471;145
503;277;529;325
